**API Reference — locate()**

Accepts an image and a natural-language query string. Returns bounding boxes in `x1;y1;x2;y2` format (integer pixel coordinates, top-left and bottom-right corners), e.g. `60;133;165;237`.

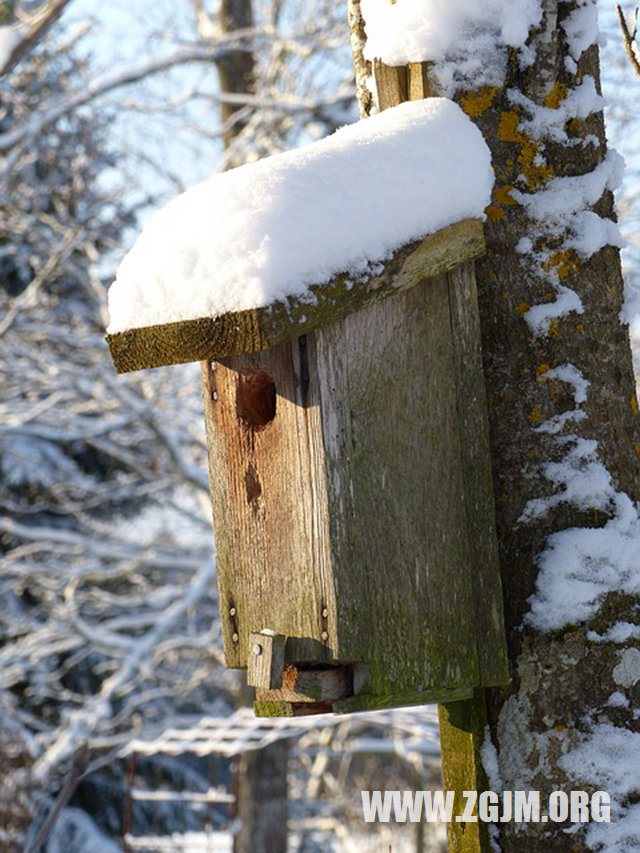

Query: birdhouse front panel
201;260;508;715
201;342;338;669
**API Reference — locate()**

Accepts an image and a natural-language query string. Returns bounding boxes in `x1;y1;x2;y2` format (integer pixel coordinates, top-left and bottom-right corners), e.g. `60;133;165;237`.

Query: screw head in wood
321;608;329;619
321;631;329;642
253;643;263;656
232;632;239;643
229;607;236;617
212;390;219;401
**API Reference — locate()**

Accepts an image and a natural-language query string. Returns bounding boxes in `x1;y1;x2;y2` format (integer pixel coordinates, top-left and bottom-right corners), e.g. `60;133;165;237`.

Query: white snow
514;150;625;255
47;807;122;853
524;286;584;337
517;151;625;337
522;360;640;633
0;25;21;70
588;623;640;644
359;0;542;67
561;2;600;61
561;725;640;853
526;493;640;631
508;76;604;145
520;437;616;525
480;726;502;791
107;99;493;334
528;363;589;434
607;691;630;708
359;0;542;97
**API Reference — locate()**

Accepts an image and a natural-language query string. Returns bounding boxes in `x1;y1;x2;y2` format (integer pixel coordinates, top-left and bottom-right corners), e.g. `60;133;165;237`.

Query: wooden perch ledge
106;217;484;374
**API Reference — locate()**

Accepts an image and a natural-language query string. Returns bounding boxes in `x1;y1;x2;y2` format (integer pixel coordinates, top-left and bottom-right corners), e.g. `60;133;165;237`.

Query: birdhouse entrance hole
236;367;277;430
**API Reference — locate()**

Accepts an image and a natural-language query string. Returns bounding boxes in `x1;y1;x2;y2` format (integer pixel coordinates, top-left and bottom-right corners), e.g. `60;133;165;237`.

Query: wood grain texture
439;691;493;853
246;631;286;689
256;664;353;704
201;341;336;668
447;262;508;687
107;219;485;373
313;276;481;697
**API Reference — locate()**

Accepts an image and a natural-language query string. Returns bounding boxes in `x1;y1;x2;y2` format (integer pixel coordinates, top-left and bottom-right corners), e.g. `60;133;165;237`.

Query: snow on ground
107;98;492;333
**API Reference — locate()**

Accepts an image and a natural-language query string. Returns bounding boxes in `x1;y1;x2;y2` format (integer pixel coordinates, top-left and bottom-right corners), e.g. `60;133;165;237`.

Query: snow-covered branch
0;0;72;77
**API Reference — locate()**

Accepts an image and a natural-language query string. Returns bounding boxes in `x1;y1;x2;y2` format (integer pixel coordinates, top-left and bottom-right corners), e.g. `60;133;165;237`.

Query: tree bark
216;0;256;162
347;1;640;849
233;741;289;853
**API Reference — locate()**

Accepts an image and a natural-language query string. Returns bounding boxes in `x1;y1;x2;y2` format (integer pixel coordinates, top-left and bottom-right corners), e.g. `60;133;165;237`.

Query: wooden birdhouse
106;100;508;717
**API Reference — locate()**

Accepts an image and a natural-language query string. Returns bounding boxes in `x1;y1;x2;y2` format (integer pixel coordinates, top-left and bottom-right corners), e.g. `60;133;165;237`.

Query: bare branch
0;37;256;153
617;3;640;79
0;0;72;77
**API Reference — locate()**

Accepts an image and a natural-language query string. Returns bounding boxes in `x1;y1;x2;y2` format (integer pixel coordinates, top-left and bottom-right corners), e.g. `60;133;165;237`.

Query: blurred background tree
1;1;639;850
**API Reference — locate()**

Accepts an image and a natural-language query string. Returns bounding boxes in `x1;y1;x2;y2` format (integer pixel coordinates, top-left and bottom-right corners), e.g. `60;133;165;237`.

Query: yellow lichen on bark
498;109;554;191
486;184;518;222
544;81;568;109
486;204;505;223
536;364;551;381
528;407;543;424
460;86;500;118
543;249;581;280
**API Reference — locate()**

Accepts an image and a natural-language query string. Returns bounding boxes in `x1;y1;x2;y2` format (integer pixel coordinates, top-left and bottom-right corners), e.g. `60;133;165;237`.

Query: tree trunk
216;0;256;162
347;1;640;849
233;741;289;853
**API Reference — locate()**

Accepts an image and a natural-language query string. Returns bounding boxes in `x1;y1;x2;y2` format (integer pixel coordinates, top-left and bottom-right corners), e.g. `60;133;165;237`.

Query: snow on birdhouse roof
106;98;493;373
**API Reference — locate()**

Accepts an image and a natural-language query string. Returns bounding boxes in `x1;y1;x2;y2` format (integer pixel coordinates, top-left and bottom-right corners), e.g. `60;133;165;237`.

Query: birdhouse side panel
447;261;508;687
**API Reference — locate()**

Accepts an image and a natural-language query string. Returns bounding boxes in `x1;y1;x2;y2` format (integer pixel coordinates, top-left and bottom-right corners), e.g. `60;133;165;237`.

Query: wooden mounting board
106;218;484;373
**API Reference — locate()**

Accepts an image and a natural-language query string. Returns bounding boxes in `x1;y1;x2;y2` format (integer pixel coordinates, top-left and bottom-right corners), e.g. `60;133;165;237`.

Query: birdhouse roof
106;99;492;374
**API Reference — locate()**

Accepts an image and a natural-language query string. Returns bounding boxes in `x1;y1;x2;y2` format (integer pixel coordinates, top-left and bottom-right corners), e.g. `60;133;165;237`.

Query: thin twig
24;753;88;853
616;4;640;79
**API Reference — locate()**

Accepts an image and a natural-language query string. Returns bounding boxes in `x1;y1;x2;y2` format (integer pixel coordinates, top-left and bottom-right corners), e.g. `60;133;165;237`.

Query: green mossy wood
106;201;508;718
107;219;484;372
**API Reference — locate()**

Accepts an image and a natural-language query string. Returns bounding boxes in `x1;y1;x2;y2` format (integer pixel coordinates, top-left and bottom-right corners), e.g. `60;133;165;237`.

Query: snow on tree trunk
348;0;640;849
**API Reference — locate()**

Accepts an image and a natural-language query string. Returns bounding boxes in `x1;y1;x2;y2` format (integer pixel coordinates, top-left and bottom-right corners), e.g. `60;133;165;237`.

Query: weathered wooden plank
446;262;508;687
253;700;334;718
439;692;494;853
335;686;474;715
107;219;485;374
374;58;408;109
246;631;286;689
313;275;481;697
407;62;437;100
200;341;336;668
255;664;353;704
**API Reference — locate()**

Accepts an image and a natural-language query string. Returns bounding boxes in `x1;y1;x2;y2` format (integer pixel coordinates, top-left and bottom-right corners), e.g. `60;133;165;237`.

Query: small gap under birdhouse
236;366;276;429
